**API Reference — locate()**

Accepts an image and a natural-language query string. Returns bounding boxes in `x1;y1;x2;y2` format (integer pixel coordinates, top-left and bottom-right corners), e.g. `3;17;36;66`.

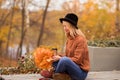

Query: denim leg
54;56;88;80
52;61;59;71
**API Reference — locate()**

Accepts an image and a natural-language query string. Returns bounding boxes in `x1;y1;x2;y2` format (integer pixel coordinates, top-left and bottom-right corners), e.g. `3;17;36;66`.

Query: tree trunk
17;0;25;58
17;0;29;58
116;0;120;33
25;0;29;28
6;0;15;58
37;0;50;47
24;0;30;55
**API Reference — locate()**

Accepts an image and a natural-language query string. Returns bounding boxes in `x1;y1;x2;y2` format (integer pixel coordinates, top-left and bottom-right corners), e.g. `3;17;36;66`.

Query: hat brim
59;18;78;29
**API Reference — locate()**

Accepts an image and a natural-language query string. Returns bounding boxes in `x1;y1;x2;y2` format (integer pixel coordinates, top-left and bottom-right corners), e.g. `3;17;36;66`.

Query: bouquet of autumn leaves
33;47;54;70
33;47;54;78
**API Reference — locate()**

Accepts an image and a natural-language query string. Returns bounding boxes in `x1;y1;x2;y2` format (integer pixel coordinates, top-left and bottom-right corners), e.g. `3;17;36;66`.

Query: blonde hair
68;23;85;38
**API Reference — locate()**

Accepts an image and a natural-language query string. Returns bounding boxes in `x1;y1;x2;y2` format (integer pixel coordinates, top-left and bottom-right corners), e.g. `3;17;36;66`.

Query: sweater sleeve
70;41;84;64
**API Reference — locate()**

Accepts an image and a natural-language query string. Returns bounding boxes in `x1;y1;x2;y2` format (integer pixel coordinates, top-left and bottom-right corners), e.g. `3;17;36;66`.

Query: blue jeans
52;57;88;80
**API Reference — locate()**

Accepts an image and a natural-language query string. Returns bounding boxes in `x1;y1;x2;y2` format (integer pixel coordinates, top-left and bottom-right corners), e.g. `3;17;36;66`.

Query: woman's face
62;21;70;34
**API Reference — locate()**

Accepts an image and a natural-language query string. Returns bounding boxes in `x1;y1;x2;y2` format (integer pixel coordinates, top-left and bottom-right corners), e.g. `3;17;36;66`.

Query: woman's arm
70;40;85;64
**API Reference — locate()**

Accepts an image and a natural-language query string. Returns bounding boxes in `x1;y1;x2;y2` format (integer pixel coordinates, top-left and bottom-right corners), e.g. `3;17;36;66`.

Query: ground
0;71;120;80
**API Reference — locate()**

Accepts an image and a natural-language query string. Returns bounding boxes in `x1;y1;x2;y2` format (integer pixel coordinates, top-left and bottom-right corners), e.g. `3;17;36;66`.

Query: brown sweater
65;35;90;72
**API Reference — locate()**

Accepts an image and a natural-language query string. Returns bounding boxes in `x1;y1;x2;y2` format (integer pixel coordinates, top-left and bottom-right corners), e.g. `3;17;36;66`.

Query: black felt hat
59;13;78;29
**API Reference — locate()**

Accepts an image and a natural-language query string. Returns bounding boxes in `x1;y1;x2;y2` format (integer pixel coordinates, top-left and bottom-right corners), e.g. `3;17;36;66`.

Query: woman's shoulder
75;35;87;43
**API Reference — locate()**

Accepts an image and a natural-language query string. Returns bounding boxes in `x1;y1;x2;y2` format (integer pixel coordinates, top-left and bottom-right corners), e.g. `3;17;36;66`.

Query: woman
52;13;90;80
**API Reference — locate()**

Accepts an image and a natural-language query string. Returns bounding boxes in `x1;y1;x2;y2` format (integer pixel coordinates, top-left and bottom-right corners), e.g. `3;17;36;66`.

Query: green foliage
17;55;40;73
88;39;120;47
0;54;40;75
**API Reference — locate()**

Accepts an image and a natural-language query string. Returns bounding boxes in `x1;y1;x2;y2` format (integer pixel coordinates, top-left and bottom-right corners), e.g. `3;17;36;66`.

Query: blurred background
0;0;120;67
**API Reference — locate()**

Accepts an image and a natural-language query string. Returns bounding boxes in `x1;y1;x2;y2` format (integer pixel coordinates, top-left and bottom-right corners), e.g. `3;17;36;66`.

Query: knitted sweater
65;35;90;72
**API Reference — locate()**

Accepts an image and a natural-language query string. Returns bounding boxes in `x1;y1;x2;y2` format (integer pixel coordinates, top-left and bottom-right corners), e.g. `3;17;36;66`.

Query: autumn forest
0;0;120;67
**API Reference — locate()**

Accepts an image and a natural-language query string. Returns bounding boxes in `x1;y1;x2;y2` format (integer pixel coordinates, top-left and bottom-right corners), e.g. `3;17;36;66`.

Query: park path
1;71;120;80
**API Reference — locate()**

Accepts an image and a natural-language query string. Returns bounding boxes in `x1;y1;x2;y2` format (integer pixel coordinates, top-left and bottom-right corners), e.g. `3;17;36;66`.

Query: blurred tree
116;0;120;33
37;0;50;47
6;0;15;58
0;0;10;57
0;26;9;57
17;0;30;58
78;0;116;40
62;0;81;14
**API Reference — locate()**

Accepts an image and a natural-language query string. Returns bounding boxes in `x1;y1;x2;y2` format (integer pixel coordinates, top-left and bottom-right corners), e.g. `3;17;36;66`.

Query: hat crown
65;13;78;23
59;13;78;29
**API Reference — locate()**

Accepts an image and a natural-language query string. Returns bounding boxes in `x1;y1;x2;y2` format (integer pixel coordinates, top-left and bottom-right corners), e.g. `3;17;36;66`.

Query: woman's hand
53;55;61;62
